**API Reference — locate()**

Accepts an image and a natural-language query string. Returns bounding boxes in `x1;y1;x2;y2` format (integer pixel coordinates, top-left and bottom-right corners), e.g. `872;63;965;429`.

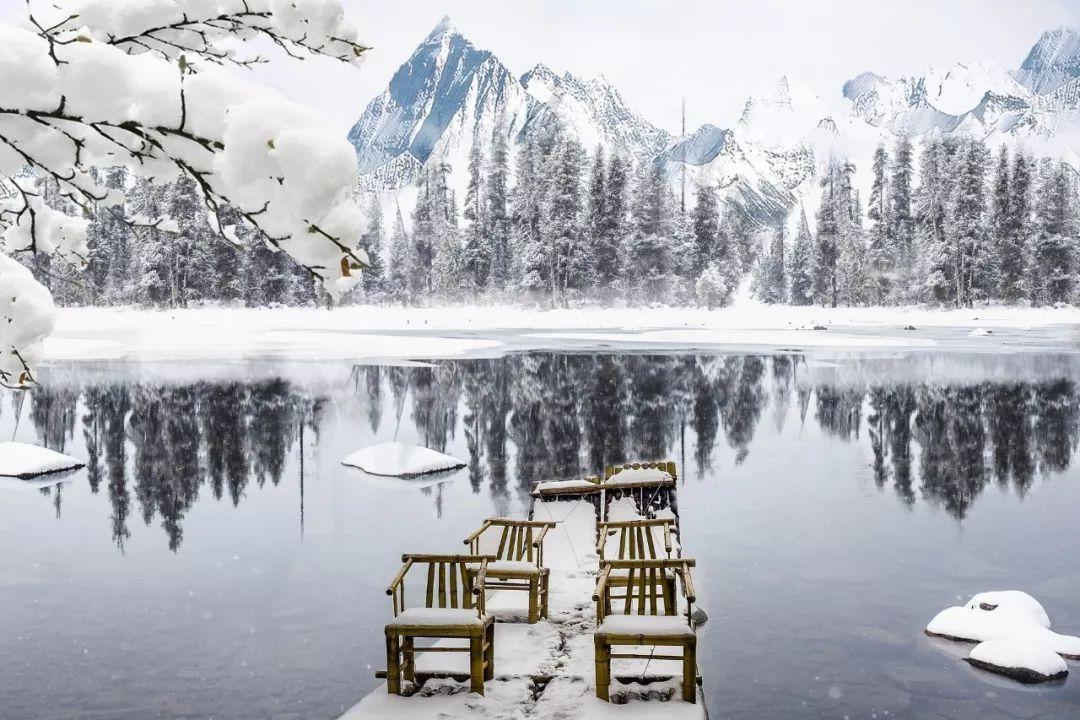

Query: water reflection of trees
11;355;1080;549
21;380;315;551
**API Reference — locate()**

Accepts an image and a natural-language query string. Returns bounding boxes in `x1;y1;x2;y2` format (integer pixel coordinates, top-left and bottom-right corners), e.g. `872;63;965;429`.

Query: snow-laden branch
1;0;370;387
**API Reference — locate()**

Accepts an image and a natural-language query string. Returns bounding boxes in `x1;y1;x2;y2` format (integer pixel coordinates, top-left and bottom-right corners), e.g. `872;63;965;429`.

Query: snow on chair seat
388;608;487;628
597;614;696;638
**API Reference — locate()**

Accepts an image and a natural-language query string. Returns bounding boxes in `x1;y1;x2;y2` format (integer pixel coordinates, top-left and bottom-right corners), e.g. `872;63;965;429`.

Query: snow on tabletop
534;478;600;493
0;442;84;479
966;639;1068;682
387;608;484;627
606;466;672;486
341;441;465;477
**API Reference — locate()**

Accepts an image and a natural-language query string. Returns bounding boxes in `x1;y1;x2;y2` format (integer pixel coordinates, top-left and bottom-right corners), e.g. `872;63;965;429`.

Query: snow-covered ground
42;305;1080;364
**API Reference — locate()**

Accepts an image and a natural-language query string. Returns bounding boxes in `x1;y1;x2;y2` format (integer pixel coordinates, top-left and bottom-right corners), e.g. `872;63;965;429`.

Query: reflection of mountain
13;356;1080;546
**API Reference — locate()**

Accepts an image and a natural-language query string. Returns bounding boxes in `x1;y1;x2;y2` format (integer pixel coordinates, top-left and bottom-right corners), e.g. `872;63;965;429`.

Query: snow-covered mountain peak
921;61;1029;115
1017;27;1080;94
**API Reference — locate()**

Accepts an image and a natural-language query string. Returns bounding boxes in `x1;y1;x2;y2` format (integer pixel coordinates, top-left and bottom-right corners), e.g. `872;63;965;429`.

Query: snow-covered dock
339;462;706;719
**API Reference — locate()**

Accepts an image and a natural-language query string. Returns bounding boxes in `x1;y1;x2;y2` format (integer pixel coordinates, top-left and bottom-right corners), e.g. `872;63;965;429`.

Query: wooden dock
339;461;708;719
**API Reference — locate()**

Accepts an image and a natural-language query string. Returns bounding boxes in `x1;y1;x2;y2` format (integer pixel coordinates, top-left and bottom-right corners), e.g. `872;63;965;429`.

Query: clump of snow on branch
0;0;370;386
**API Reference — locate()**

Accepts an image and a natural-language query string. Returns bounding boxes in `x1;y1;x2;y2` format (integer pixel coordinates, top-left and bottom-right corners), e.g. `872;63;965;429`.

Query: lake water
3;352;1080;719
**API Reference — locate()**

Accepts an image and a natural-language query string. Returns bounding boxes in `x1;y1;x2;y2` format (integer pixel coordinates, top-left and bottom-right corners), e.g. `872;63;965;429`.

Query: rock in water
0;442;85;479
341;441;466;477
965;639;1068;684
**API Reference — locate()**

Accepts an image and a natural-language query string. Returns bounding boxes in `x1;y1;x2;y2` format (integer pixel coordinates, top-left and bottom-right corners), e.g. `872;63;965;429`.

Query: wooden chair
384;554;496;695
463;518;556;623
593;558;698;703
596;518;678;607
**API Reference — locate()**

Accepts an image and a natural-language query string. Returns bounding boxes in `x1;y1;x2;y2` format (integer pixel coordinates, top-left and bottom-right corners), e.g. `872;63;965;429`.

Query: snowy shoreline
42;305;1080;364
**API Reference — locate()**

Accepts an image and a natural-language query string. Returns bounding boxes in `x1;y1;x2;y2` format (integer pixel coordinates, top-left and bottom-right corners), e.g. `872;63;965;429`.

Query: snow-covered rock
968;328;992;336
0;441;84;479
926;590;1080;683
341;441;465;477
965;639;1068;684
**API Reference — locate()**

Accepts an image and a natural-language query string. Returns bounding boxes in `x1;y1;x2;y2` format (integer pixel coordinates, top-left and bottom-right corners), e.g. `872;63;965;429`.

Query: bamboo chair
596;518;679;607
463;518;556;623
593;558;698;703
384;554;496;695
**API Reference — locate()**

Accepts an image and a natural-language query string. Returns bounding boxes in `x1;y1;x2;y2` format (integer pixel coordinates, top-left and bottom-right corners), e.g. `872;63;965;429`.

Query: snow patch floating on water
0;442;84;479
341;441;466;477
926;590;1079;683
966;639;1068;684
968;328;993;336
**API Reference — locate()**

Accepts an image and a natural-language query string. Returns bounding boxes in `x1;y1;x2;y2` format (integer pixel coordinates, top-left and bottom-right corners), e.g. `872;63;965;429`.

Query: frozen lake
3;351;1080;719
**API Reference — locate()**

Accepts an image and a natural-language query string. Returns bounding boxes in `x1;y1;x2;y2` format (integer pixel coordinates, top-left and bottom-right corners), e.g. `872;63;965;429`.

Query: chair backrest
386;554;493;617
597;518;676;561
594;558;696;622
464;518;556;564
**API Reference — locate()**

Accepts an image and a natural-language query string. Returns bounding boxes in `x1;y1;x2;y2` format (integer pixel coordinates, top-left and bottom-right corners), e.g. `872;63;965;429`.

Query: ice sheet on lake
927;590;1080;682
341;442;465;477
0;442;84;479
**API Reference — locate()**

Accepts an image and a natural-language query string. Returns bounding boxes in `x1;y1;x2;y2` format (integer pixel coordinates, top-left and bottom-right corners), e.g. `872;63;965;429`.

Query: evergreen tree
584;146;607;299
890;136;915;298
359;194;385;301
756;224;787;303
691;180;720;279
788;207;814;305
486;131;511;292
914;138;954;303
544;134;588;302
948;138;992;306
597;152;629;293
386;209;410;302
461;143;490;293
1033;161;1076;304
997;153;1032;304
867;143;893;303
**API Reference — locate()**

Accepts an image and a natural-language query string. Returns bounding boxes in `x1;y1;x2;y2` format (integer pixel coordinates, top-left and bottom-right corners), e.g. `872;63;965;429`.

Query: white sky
4;0;1078;134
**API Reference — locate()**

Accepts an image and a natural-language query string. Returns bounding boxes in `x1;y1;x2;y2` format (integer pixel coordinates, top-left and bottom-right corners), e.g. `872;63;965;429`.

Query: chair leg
528;576;539;624
385;632;401;695
682;638;697;703
541;569;550;619
484;622;496;680
469;634;485;695
402;636;415;683
594;636;610;701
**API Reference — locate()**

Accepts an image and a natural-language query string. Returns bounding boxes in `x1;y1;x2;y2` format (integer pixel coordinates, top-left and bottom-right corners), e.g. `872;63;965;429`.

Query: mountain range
347;18;1080;226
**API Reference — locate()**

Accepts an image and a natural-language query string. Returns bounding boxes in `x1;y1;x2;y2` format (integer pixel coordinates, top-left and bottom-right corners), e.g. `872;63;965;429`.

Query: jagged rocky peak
1017;27;1080;94
666;124;732;165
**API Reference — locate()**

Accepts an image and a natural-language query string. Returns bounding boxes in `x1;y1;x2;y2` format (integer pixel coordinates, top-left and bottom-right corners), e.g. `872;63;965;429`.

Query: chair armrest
595;528;609;558
472;558;489;617
662;523;673;557
386;559;414;596
679;562;696;603
532;524;551;548
463;519;492;546
593;564;613;623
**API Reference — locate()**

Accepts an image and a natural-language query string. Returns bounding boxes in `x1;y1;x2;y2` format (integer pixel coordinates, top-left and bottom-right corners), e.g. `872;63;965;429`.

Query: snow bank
0;442;84;479
926;590;1080;682
342;441;465;477
966;640;1067;684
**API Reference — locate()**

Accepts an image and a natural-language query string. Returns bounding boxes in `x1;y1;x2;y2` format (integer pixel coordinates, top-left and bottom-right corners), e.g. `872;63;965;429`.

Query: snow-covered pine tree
461;143;490;295
757;224;787;304
1007;151;1035;303
584;146;607;300
867;143;894;304
1033;161;1076;305
914;138;954;304
628;160;674;303
511;135;548;299
695;263;729;309
128;176;170;306
814;159;843;307
386;209;411;303
486;132;511;293
991;146;1019;302
691;180;720;280
890;136;915;300
788;208;814;305
947;138;992;306
359;194;386;302
598;152;630;294
544;134;588;303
